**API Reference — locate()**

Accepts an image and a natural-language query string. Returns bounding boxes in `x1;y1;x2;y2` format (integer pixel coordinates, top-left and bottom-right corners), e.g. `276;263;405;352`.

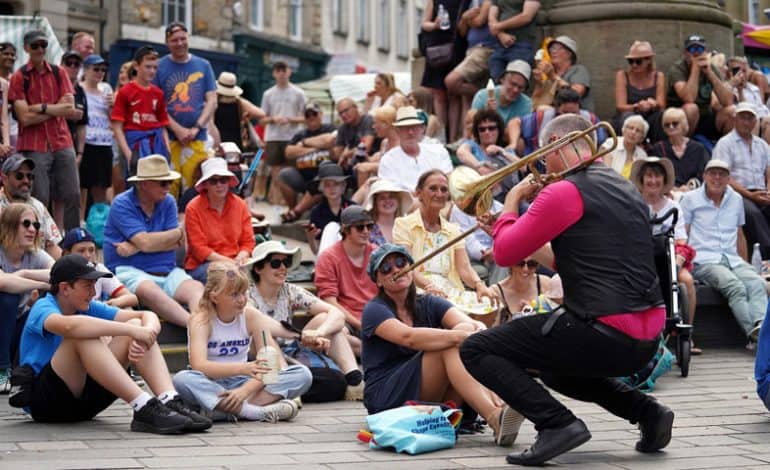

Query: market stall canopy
743;23;770;50
0;16;65;65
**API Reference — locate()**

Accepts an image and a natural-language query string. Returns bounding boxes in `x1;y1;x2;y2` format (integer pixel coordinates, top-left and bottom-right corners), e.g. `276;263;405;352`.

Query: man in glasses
333;97;375;172
0;154;62;259
666;34;734;140
9;30;81;233
315;206;379;354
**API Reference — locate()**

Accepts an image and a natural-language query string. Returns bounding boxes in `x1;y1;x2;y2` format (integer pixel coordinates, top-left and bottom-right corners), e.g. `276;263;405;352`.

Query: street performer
460;114;674;466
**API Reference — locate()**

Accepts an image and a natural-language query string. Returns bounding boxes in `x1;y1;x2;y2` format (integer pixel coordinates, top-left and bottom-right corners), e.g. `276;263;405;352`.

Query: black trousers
460;310;659;431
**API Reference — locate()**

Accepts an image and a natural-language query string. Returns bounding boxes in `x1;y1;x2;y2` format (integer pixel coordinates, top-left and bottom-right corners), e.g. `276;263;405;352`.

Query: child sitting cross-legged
173;262;313;422
18;254;212;434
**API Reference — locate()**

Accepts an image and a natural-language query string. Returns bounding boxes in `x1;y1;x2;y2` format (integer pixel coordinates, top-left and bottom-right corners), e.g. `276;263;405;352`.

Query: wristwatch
40;103;47;114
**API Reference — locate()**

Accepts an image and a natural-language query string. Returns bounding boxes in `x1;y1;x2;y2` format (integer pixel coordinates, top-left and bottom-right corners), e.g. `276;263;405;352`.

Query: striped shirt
712;130;770;190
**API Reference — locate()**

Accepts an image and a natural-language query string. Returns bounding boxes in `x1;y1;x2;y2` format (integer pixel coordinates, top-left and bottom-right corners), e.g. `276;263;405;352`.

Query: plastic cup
256;346;280;384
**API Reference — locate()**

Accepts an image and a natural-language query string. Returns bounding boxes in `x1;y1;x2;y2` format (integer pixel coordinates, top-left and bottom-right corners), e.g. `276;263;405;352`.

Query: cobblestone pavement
1;348;769;469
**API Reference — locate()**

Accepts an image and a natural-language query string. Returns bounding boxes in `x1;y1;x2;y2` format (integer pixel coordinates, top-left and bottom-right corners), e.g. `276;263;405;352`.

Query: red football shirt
111;81;169;131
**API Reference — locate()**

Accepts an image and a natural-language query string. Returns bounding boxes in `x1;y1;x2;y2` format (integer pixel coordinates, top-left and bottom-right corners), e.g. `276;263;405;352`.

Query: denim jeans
0;292;21;369
488;41;534;82
460;309;659;431
693;257;767;336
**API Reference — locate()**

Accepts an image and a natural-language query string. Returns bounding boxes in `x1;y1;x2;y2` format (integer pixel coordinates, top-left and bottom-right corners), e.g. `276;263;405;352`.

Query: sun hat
367;243;414;282
704;159;730;173
126;155;181;182
625;41;655;59
216;71;243;97
313;162;348;183
50;254;112;286
551;35;578;60
393;106;424;127
83;54;107;67
194;158;237;192
365;179;413;216
503;60;532;85
630;156;675;195
243;240;301;270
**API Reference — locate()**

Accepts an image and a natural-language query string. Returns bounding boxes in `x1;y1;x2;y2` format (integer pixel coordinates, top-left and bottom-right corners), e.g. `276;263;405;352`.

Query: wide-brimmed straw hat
243;241;301;271
127;155;181;182
630;156;675;195
194;158;238;192
625;41;655;59
365;178;413;216
216;72;243;97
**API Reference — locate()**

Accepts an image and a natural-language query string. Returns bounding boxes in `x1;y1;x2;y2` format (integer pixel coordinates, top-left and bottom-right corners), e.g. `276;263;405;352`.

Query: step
160;343;188;373
692;285;746;349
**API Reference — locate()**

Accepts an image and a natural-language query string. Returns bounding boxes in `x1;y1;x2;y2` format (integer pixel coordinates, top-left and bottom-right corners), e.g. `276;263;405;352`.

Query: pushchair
650;207;693;377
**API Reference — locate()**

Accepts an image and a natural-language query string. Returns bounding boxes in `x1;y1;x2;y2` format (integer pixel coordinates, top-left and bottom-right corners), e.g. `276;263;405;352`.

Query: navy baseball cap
83;54;107;67
59;228;95;250
50;254;112;285
367;243;414;282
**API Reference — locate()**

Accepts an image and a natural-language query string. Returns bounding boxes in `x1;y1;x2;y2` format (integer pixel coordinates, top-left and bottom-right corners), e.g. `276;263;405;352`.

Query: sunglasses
686;45;705;55
21;219;41;231
663;121;680;129
305;111;319;118
156;180;172;187
378;256;408;276
627;58;648;66
13;171;35;181
478;125;498;133
207;176;231;185
29;41;48;50
352;222;375;232
517;260;539;268
64;59;82;68
91;66;107;73
268;257;292;269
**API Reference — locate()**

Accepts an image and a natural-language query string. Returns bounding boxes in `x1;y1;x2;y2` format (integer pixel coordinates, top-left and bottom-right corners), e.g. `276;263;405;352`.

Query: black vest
214;100;242;149
551;165;663;319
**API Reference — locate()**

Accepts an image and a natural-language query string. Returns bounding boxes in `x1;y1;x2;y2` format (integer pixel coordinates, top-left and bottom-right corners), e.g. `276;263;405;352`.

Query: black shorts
28;363;117;422
79;144;113;189
265;141;288;166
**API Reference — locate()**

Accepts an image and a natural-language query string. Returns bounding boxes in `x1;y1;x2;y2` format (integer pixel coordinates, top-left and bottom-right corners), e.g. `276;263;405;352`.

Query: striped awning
0;15;65;66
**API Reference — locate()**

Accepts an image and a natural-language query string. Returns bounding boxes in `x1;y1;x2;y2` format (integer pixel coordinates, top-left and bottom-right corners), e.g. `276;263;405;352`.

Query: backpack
282;340;347;403
85;203;110;248
618;338;674;392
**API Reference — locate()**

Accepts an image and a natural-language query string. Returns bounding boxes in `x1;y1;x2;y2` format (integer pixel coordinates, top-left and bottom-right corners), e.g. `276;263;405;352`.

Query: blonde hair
192;262;250;327
0;203;41;252
662;107;689;134
373;105;397;126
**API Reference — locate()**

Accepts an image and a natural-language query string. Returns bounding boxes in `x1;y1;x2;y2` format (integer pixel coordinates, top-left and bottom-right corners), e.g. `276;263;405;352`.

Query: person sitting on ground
18;254;211;433
471;60;533;129
60;228;138;308
378;106;454;192
103;155;204;326
315;206;381;353
494;257;563;325
603;114;649;179
393;169;497;301
545;35;593;111
361;243;523;446
666;35;734;140
363;73;404;115
0;203;53;392
680;159;766;350
172;262;311;423
244;241;362;393
458;108;518;176
333;98;376;172
278;102;337;223
183;158;255;284
651;107;710;192
306;162;355;254
613;41;666;142
364;178;413;247
631;157;700;354
0;154;62;259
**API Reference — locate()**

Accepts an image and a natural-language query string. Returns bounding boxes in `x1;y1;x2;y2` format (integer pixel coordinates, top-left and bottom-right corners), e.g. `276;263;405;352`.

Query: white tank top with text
206;313;251;363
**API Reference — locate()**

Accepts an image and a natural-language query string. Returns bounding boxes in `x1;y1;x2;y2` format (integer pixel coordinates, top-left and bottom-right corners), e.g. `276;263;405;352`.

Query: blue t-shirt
471;86;532;125
20;293;118;374
361;295;452;387
103;187;179;273
153;54;216;141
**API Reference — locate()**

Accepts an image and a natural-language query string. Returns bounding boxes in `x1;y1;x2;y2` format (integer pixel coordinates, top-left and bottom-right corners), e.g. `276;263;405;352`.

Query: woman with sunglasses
650;107;709;192
613;41;665;142
245;241;362;391
456;109;515;178
603;114;649;179
362;243;524;445
494;258;561;325
0;203;54;392
183;158;256;284
394;170;497;302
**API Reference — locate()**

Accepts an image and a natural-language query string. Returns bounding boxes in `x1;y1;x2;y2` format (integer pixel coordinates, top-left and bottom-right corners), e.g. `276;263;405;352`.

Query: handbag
357;403;463;454
425;41;455;68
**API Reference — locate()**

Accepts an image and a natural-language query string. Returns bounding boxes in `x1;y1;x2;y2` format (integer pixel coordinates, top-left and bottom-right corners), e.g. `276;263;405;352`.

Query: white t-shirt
260;83;307;142
378;142;454;192
94;262;125;302
85;83;114;146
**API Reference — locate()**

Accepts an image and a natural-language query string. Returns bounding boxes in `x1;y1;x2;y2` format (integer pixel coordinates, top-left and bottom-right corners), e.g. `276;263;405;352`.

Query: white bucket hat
365;178;413;217
243;241;301;271
216;71;243;97
194;157;238;192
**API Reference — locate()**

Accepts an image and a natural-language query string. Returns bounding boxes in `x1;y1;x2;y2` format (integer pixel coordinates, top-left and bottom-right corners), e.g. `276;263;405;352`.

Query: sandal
495;405;525;447
280;209;299;223
690;340;702;356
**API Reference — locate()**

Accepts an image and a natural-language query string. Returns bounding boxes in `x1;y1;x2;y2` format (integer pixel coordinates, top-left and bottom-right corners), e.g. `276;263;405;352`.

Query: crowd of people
3;2;770;465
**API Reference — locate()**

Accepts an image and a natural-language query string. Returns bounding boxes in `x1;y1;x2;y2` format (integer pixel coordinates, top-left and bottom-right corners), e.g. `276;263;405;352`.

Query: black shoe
130;398;192;435
636;402;674;453
164;396;213;432
506;418;591;466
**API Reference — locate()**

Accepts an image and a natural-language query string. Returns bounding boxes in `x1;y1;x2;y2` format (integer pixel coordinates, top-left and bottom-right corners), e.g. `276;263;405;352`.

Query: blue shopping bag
359;404;463;455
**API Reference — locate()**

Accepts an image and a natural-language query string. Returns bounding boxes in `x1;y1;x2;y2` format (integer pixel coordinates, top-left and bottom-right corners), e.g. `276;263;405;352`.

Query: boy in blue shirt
18;254;211;433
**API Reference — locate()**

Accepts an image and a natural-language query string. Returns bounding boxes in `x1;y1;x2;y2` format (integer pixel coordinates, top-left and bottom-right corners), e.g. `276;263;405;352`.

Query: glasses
517;260;538;269
21;219;41;231
13;171;35;181
268;257;292;269
686;45;705;55
627;58;648;66
378;256;408;276
91;66;107;73
29;41;48;50
352;222;375;232
663;121;680;129
64;60;81;68
478;125;498;133
155;180;172;187
207;176;231;185
305;111;318;118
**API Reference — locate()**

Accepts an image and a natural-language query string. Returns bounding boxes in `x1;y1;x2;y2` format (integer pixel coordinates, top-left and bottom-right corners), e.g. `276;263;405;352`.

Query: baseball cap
1;154;35;174
684;35;706;49
704;159;730;173
50;254;113;286
367;243;414;282
62;50;82;62
59;228;95;250
503;60;532;84
735;102;758;118
305;102;321;115
83;54;107;67
165;21;188;38
340;206;372;227
23;30;47;45
133;45;158;62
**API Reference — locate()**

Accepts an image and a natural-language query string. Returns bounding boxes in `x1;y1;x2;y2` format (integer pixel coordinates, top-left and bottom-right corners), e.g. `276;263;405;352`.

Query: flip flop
495;405;525;446
280;209;299;223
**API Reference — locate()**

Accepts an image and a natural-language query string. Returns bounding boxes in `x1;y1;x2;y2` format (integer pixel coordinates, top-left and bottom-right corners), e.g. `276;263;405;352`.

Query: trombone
394;121;617;279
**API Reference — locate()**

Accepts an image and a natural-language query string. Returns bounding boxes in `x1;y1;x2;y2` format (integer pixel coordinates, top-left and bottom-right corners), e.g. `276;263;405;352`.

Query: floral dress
248;283;319;324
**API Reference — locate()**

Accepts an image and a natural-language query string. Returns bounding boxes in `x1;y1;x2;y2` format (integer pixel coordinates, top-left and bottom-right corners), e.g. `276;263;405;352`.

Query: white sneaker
262;399;299;423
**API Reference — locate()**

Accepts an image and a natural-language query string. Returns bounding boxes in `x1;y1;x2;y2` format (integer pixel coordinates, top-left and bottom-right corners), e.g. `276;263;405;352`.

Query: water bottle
354;142;367;163
752;242;762;273
437;4;450;30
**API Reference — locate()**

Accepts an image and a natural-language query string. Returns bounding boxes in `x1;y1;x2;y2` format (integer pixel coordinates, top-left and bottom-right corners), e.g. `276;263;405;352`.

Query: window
377;0;390;51
396;0;408;58
250;0;264;30
357;0;369;43
289;0;303;41
415;6;424;40
333;0;347;34
162;0;191;27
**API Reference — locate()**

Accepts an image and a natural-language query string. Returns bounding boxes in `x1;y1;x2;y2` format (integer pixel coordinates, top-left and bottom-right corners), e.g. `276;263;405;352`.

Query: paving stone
329;460;464;469
138;454;295;467
149;445;249;457
17;440;89;451
2;447;153;460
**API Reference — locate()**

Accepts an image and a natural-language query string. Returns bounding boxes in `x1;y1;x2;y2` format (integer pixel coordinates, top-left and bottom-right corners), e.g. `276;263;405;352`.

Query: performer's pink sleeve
492;180;584;267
